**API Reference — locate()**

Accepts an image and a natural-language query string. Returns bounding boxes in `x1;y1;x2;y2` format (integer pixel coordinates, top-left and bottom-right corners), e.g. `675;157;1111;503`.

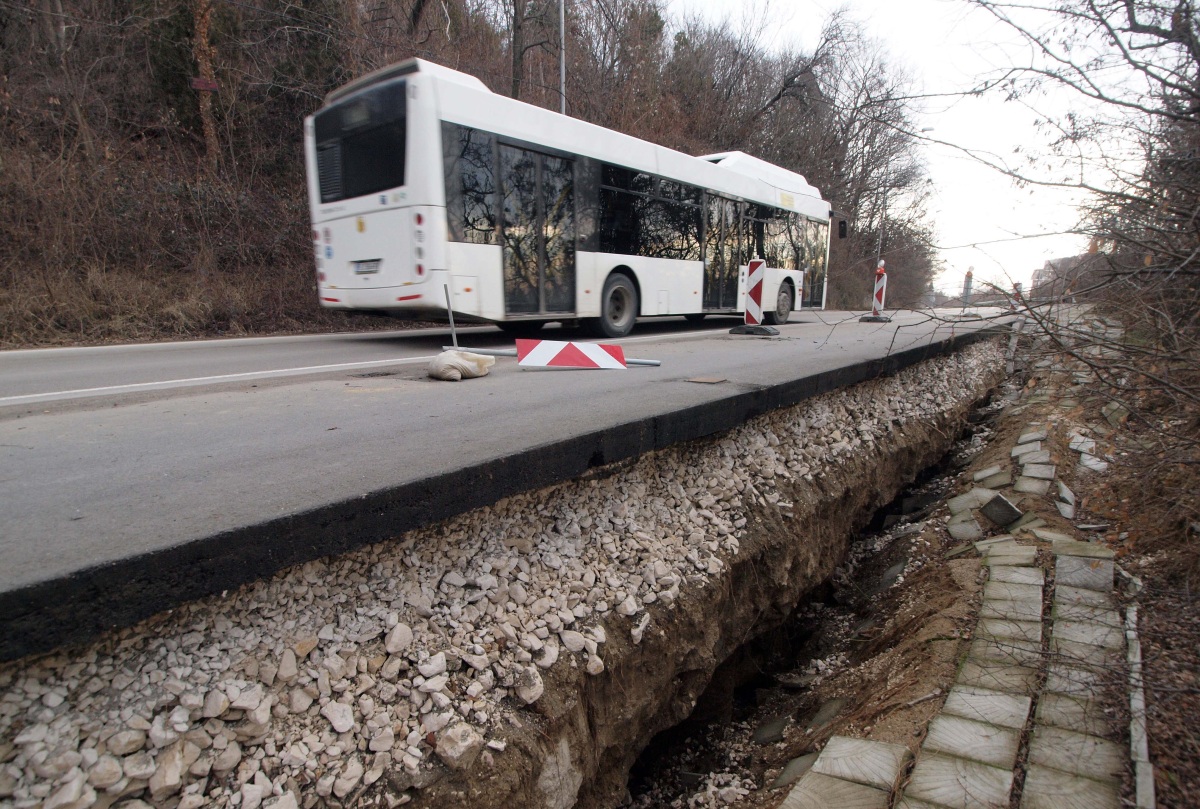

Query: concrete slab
1012;441;1042;457
1050;539;1115;560
1055;556;1114;591
1052;602;1121;627
1079;453;1109;473
1056;501;1077;519
980;597;1042;623
988;565;1044;586
753;714;789;744
948;488;998;515
1057;480;1076;505
1060;585;1113;604
983;581;1042;601
779;771;890;809
983;549;1038;567
943;685;1031;729
1020;764;1121;809
771;753;818;789
968;636;1043;667
1068;435;1096;454
806;698;846;731
957;659;1040;694
1023;463;1057;480
973;464;1003;482
1028;725;1124;784
1036;692;1120;738
904;751;1013;808
1011;518;1048;535
948;519;984;543
895;799;947;809
980;494;1023;526
1013;477;1051;495
979;537;1022;555
977;618;1042;644
811;736;911;791
1053;619;1123;651
1032;528;1075;543
1045;662;1110;698
1049;637;1122;668
980;471;1013;489
1018;449;1052;465
923;714;1021;769
1019;429;1048;444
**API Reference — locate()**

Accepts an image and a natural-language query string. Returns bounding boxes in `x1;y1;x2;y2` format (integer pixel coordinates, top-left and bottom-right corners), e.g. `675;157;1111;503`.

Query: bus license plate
353;260;381;275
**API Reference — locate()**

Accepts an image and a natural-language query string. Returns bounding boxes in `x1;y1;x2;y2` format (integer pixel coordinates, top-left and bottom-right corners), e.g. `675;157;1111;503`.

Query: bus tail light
416;264;425;277
397;294;422;301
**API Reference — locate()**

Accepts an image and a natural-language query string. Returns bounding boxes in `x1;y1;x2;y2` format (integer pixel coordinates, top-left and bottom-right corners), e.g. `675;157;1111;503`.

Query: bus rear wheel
764;282;793;325
591;274;638;338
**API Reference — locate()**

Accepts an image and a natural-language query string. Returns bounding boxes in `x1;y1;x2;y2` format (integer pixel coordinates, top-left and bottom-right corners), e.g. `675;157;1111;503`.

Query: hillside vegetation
0;0;936;347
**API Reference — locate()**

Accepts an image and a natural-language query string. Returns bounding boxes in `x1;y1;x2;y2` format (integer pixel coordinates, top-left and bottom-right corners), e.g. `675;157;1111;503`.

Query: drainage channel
622;398;1003;808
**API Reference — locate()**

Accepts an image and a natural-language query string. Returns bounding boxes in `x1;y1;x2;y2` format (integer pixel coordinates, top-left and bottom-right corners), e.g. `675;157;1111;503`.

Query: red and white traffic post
860;260;892;322
730;258;780;335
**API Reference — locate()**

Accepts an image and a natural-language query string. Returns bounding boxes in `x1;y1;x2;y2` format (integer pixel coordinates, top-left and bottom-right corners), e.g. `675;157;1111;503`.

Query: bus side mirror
838;220;847;239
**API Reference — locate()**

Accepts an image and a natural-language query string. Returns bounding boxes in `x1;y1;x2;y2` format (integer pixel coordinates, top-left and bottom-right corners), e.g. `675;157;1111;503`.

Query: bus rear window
314;81;407;203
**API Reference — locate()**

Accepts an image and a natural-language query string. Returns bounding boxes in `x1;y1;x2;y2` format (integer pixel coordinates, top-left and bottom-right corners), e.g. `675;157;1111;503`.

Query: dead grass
0;142;422;348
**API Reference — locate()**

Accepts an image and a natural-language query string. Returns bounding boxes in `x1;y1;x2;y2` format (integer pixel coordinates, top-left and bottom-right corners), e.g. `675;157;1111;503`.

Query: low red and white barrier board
744;259;766;326
515;339;627;369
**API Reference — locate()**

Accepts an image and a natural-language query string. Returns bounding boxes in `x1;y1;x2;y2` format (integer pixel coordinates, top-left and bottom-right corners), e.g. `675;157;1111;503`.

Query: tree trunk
193;0;219;172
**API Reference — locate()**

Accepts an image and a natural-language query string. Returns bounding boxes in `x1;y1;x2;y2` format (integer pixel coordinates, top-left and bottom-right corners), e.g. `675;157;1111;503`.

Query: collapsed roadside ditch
623;391;1007;807
0;339;1006;809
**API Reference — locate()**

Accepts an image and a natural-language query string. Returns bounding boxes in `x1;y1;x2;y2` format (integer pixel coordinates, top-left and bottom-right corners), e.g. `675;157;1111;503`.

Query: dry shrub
0;139;371;347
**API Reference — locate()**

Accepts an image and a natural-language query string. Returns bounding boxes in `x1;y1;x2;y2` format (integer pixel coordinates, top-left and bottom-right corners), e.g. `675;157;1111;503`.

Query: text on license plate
353;260;381;275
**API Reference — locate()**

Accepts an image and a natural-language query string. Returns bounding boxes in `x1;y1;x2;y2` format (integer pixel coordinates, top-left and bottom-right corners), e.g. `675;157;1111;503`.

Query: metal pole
559;0;566;115
444;284;459;349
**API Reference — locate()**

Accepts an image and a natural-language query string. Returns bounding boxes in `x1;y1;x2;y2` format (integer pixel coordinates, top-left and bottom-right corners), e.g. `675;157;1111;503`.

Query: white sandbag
427;350;496;381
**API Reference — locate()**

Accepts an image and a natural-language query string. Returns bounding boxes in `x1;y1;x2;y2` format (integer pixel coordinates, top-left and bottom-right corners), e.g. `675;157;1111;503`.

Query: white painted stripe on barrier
574;342;626;369
518;339;566;367
745;259;765;325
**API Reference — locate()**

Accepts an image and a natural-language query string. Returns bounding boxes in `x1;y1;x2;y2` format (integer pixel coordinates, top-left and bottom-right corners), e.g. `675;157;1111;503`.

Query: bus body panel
584;254;704;317
446;242;504;320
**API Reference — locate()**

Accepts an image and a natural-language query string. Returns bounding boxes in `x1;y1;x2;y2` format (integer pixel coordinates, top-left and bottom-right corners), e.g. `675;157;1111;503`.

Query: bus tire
592;273;638;338
684;313;707;324
764;281;793;325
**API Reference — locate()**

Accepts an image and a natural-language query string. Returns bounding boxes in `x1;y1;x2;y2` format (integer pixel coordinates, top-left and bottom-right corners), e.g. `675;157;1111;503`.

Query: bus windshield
314;80;407;203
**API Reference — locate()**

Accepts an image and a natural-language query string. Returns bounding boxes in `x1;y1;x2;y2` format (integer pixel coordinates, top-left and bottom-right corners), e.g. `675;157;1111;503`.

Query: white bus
304;59;831;338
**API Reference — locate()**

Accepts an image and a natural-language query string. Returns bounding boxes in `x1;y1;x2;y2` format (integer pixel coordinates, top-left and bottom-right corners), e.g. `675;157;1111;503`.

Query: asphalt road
0;309;1008;659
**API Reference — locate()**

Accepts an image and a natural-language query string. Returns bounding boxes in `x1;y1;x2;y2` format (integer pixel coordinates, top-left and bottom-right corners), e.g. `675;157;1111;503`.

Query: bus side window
764;210;791;269
442;122;497;245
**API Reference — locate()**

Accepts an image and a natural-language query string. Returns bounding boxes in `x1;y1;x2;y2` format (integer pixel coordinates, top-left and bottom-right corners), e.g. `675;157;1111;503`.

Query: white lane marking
2;320;734;406
0;356;436;406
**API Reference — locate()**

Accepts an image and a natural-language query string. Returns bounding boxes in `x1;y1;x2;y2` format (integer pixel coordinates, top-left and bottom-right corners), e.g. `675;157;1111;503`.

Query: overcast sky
665;0;1089;293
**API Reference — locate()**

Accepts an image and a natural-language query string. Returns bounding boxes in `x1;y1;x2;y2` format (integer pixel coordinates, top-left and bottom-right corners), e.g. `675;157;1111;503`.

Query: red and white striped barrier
860;260;892;323
744;258;766;326
730;258;779;335
515;339;627;369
